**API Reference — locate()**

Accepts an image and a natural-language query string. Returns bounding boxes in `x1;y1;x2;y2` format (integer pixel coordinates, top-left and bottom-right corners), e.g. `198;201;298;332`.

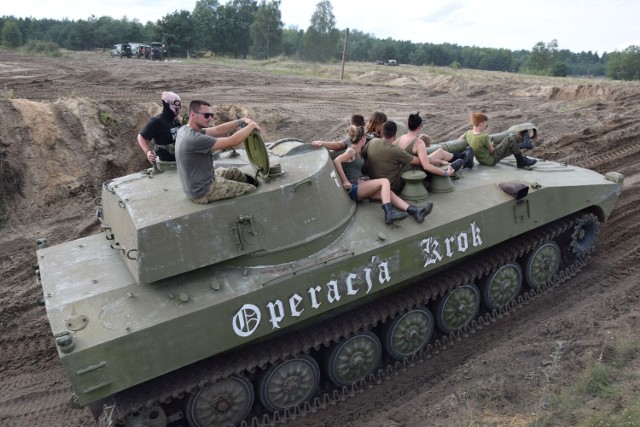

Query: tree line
2;0;640;81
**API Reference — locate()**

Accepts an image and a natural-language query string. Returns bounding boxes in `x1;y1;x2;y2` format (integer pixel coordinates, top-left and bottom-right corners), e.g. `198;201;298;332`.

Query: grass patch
528;338;640;427
1;86;15;100
99;111;119;137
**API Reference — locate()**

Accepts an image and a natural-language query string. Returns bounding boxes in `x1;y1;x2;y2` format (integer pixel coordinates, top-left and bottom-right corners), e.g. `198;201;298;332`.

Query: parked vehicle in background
150;42;166;60
129;43;150;59
385;59;398;66
110;44;133;58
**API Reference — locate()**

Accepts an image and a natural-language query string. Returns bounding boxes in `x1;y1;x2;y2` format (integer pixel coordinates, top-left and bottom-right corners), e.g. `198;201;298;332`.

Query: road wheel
382;306;434;360
186;376;253;427
257;356;320;413
480;262;523;311
325;331;381;387
435;284;480;334
523;241;561;289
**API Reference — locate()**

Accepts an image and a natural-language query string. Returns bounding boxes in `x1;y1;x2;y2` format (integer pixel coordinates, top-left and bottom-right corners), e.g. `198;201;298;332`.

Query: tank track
101;212;590;426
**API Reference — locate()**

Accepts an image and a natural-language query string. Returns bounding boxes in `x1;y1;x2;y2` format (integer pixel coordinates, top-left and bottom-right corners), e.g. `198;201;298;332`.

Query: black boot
463;147;475;169
382;203;409;224
407;202;434;224
451;151;465;161
519;133;534;150
451;159;464;174
518;141;533;150
515;153;537;168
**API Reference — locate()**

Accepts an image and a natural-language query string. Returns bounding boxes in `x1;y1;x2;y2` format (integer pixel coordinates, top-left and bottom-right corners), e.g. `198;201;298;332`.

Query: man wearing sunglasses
137;91;183;164
175;99;261;203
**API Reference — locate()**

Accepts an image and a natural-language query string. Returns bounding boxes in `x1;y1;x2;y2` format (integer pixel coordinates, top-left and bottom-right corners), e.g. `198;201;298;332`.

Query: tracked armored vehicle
36;125;623;426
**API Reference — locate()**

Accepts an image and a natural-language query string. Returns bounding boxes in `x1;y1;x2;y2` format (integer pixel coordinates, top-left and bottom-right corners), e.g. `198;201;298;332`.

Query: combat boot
451;159;464;174
382;203;409;224
451;151;465;161
515;153;537;168
463;147;475;169
518;134;534;150
407;202;434;224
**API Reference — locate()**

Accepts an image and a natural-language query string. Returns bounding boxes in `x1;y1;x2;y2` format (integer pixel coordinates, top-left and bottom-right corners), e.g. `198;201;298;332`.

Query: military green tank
36;124;623;426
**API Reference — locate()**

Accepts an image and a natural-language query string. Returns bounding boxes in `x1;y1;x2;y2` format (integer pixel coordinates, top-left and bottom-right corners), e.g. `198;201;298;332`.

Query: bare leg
428;148;453;164
357;179;390;204
390;192;409;211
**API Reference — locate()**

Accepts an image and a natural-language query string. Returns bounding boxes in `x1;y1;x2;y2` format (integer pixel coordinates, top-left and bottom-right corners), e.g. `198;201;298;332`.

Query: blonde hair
418;134;431;147
346;125;365;145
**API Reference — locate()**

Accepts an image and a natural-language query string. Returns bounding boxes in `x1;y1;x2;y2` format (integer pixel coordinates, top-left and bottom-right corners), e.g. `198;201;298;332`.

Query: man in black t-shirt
137;91;183;163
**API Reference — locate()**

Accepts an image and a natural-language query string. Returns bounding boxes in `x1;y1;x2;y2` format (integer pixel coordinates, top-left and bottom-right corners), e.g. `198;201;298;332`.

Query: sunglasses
195;112;214;119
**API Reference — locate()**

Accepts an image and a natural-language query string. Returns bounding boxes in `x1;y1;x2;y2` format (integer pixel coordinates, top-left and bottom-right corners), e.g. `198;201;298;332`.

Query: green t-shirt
362;138;415;192
464;130;493;166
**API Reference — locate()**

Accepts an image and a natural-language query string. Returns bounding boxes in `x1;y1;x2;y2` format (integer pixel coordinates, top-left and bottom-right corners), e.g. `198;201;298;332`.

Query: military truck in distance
36;125;623;426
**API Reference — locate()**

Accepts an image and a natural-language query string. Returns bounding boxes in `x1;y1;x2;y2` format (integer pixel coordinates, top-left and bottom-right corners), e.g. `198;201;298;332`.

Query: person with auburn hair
394;112;473;178
365;111;387;141
461;112;537;168
334;125;433;224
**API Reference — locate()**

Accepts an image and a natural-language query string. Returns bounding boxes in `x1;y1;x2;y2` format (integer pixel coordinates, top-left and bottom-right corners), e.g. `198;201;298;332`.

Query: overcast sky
3;0;639;54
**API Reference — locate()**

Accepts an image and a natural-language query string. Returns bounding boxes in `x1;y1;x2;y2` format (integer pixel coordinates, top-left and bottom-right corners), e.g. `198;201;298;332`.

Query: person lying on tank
175;99;259;203
461;112;537;169
394;112;472;178
137;91;182;164
334;125;433;224
311;113;365;153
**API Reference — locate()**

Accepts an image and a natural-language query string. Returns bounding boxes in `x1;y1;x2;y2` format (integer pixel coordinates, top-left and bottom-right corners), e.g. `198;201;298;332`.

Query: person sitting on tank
394;112;472;178
136;91;183;164
461;112;537;169
361;120;423;194
311;113;365;155
364;111;387;142
175;100;260;203
334;125;433;224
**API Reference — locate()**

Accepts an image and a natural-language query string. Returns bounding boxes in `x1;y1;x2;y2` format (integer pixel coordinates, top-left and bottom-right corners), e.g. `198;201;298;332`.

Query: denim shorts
348;183;359;201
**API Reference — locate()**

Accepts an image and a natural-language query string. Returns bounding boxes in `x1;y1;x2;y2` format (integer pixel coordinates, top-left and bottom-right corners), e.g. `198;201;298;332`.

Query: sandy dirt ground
1;50;639;426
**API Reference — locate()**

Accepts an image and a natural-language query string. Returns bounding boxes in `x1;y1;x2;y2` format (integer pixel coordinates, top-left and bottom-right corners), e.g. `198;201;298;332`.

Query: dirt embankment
1;50;640;426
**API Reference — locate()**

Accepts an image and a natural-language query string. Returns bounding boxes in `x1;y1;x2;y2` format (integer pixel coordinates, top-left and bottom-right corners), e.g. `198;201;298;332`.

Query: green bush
23;40;62;57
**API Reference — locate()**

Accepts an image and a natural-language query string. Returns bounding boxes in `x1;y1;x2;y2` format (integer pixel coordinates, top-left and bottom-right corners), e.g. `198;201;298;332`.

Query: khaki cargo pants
193;167;256;204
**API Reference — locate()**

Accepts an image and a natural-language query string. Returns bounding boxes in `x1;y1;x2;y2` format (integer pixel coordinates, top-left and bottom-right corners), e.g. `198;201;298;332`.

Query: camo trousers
193;167;256;204
490;135;522;166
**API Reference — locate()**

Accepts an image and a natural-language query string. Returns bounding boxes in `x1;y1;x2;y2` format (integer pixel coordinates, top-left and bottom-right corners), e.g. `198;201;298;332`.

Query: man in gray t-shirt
175;99;261;203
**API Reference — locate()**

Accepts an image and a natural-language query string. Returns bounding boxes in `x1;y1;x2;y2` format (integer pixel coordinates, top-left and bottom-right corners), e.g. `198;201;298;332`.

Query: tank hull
38;145;622;410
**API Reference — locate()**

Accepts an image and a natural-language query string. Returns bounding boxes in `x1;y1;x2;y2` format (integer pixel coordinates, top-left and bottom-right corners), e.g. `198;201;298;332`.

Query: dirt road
1;50;639;426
